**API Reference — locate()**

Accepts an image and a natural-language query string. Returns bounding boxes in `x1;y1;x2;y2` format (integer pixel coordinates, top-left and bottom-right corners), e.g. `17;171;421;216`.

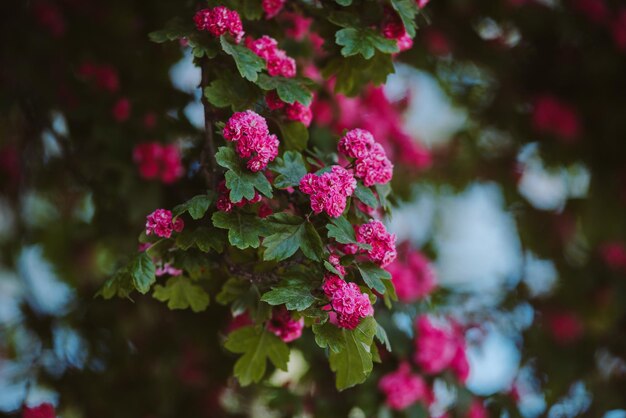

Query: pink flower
133;142;183;184
299;166;356;218
532;95;581;142
285;102;312;127
382;10;413;52
599;241;626;271
193;6;244;43
223;110;279;172
356;220;397;267
267;306;304;342
545;311;584;344
265;91;285;110
417;0;430;8
423;29;451;56
328;253;346;276
283;13;313;39
466;400;488;418
247;36;297;78
23;403;55;418
262;0;286;19
323;275;373;329
112;98;131;122
145;209;184;238
388;249;437;303
413;316;469;382
379;363;429;410
155;263;183;277
339;129;393;187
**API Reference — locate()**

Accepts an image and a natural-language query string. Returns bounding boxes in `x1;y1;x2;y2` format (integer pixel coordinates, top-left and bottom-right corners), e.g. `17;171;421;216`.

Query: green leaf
390;0;418;37
148;17;192;43
242;0;263;20
96;270;134;299
216;277;249;306
313;317;377;390
357;262;391;294
204;72;260;111
323;54;395;96
375;323;392;352
278;122;309;151
335;27;399;60
153;276;210;312
336;0;353;5
188;35;219;58
256;74;313;106
263;215;323;261
270;151;308;188
382;278;398;308
261;277;316;311
224;326;290;386
175;227;224;253
173;194;214;219
326;216;371;250
376;183;392;211
220;36;265;82
354;183;378;208
212;211;267;249
215;147;273;202
130;252;156;294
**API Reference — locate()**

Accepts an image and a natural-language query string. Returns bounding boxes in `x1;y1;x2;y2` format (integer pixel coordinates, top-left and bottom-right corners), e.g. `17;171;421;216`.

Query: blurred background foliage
1;0;626;417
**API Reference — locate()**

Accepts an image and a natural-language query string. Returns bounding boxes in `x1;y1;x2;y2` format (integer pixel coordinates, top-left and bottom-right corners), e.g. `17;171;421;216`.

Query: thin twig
199;57;218;191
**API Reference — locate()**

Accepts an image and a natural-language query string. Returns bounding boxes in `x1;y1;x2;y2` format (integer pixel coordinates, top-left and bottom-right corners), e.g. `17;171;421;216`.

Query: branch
199;57;218;190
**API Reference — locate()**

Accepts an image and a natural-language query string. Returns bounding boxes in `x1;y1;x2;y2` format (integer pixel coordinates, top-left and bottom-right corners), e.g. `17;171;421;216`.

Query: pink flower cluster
379;363;430;410
133;142;184;184
532;95;581;142
145;209;184;238
223;110;279;172
467;399;489;418
328;253;347;276
262;0;286;19
356;220;397;267
299;166;356;218
387;248;437;303
216;180;262;211
22;403;55;418
382;9;413;52
246;36;296;78
193;6;244;43
267;306;304;342
323;275;373;329
265;91;312;127
414;315;469;382
313;86;432;169
339;129;393;187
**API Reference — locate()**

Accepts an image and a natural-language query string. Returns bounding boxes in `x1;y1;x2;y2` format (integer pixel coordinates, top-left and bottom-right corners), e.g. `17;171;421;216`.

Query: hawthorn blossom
356;220;397;267
77;62;119;92
22;403;55;418
262;0;286;19
599;241;626;271
382;10;413;52
328;253;346;276
323;275;373;329
267;306;304;342
299;166;356;218
339;128;393;186
223;110;279;172
283;12;313;40
247;35;297;78
387;249;437;302
545;310;584;344
193;6;244;43
145;209;184;238
467;399;489;418
133;142;184;184
413;315;469;382
265;92;312;126
379;363;430;410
